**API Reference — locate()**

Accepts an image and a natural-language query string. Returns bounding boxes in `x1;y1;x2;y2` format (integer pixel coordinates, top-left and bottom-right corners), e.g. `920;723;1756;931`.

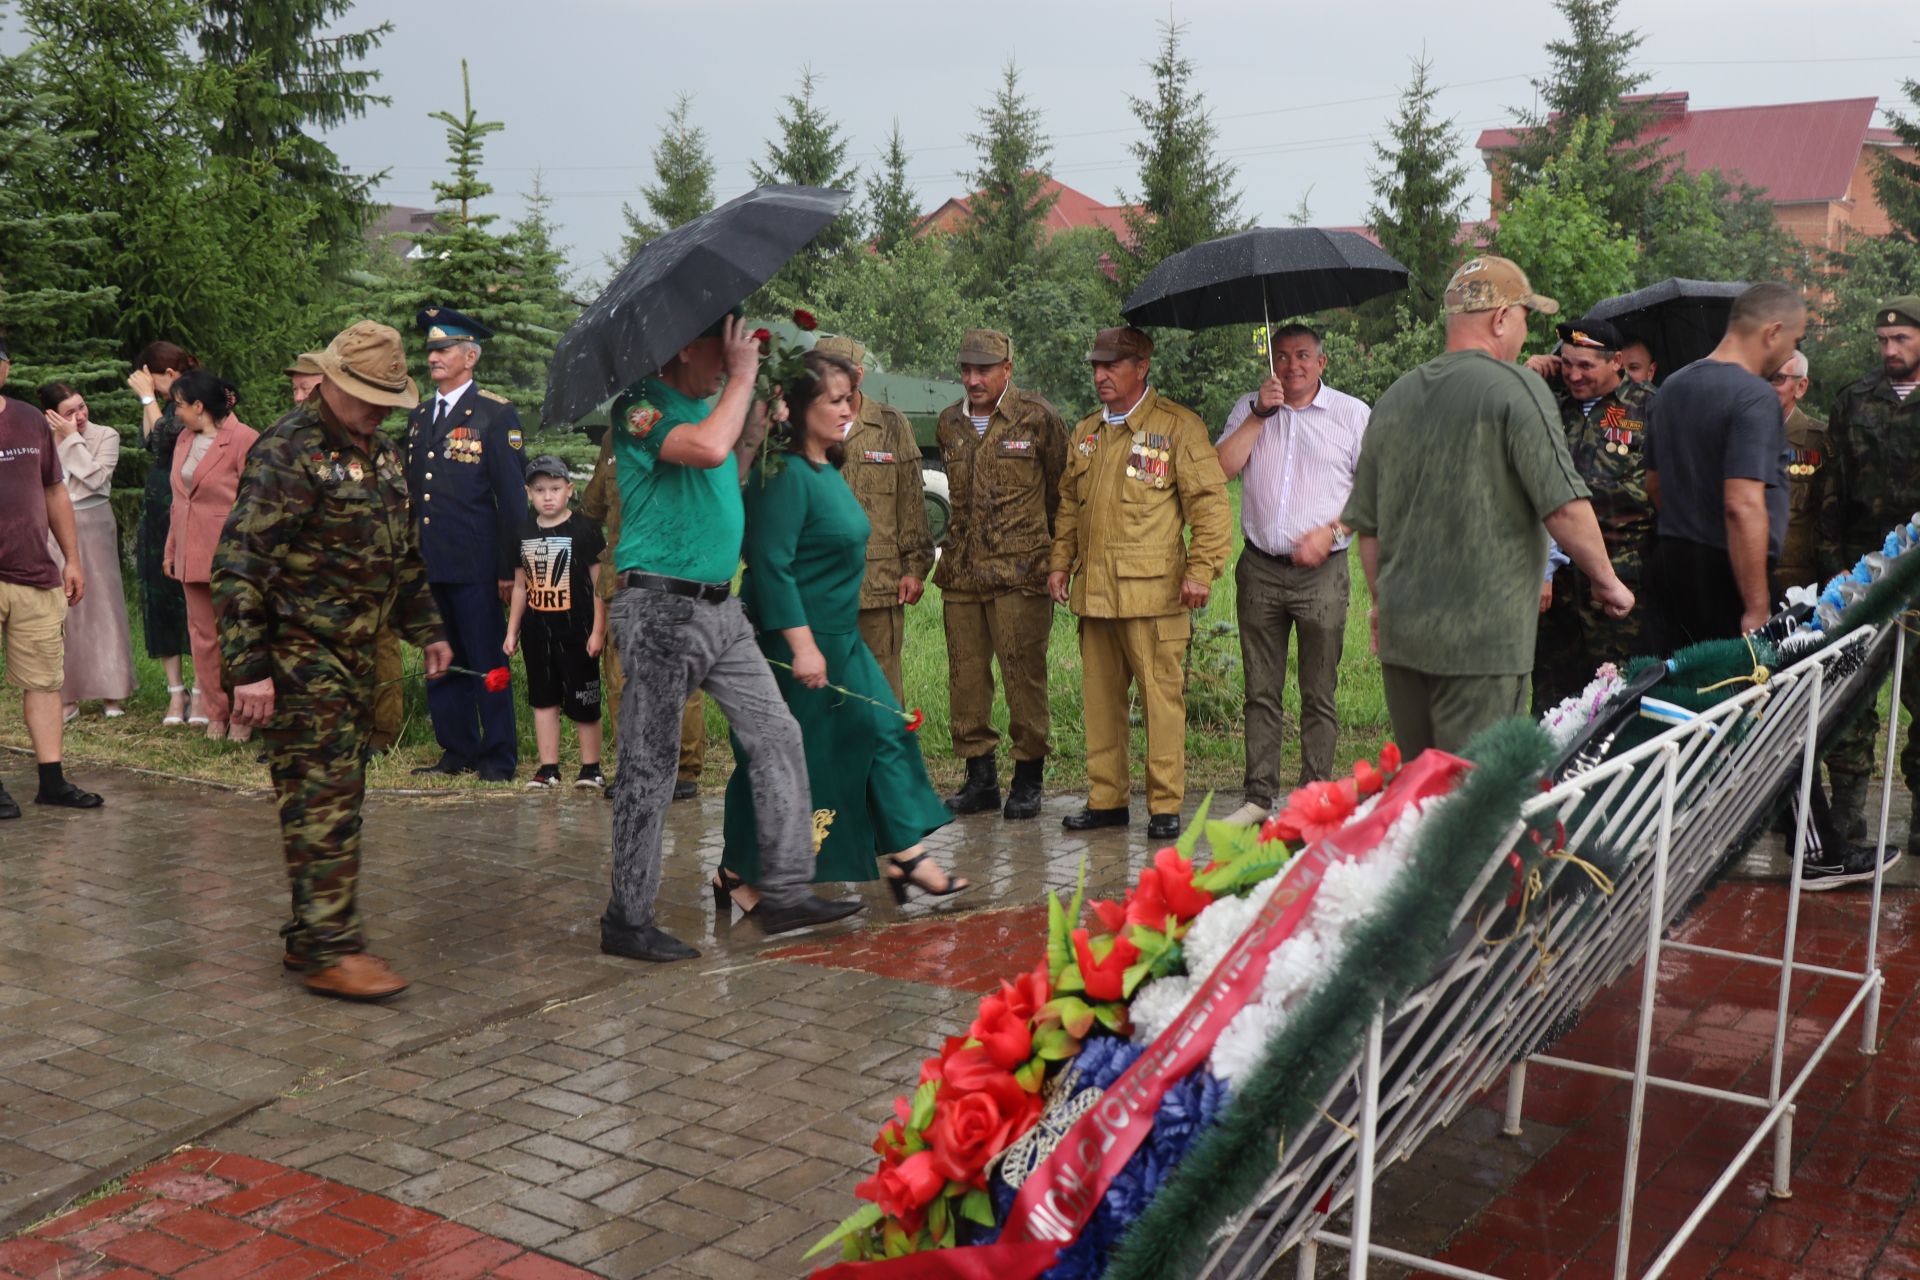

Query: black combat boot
947;755;1001;815
1003;759;1045;820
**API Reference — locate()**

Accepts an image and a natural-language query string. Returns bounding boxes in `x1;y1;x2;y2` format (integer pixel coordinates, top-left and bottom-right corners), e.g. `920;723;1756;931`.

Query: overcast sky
11;0;1919;284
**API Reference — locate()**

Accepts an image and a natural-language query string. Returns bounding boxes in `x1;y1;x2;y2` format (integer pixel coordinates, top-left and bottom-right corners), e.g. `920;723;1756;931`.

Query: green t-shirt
610;377;744;583
1342;350;1589;676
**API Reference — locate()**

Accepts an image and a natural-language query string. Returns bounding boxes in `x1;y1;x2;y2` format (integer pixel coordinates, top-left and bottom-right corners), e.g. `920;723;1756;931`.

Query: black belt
620;571;731;603
1246;543;1303;567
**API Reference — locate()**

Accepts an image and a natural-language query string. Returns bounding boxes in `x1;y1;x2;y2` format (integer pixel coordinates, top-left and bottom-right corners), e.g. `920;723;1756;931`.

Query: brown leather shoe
303;953;409;1001
282;952;307;971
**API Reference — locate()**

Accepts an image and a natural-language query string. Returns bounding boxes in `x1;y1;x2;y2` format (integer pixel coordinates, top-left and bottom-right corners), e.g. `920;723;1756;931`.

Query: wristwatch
139;395;156;406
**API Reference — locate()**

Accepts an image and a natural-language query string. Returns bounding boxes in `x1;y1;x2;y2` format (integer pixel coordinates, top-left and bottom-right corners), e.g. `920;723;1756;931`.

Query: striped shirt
1218;381;1371;557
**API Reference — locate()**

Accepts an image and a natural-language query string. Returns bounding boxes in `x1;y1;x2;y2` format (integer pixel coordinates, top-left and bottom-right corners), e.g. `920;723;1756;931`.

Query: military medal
347;460;364;482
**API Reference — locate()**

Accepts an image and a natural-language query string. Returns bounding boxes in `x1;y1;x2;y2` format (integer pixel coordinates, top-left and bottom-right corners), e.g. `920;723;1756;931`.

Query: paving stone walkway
4;759;1918;1278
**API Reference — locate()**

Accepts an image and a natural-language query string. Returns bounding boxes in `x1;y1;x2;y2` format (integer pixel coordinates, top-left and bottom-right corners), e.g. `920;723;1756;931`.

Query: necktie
433;398;447;429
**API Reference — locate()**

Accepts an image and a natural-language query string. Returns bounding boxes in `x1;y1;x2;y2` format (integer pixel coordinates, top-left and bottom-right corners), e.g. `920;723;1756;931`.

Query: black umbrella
1121;227;1410;335
1584;278;1750;384
541;184;851;427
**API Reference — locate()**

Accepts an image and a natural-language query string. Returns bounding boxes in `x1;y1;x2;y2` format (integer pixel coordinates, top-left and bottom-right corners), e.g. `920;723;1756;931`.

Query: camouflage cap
813;334;867;367
1443;256;1559;317
311;320;419;410
958;328;1012;365
1876;296;1920;330
283;353;323;377
1086;326;1154;362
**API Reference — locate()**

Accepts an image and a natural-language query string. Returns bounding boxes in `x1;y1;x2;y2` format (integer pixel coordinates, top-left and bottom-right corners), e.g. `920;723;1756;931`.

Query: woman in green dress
718;351;966;917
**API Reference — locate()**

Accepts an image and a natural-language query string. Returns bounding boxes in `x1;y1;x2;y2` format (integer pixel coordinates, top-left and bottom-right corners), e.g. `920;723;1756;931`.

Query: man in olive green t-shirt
1343;257;1634;756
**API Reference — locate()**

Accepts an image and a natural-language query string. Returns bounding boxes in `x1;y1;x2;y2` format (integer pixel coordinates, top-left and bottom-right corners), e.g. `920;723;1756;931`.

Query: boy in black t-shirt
505;456;607;789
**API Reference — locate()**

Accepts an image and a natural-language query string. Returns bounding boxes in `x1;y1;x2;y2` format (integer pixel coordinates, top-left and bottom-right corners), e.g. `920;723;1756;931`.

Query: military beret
416;305;495;350
958;329;1012;365
1555;316;1626;352
813;334;868;366
1877;296;1920;330
1086;326;1154;362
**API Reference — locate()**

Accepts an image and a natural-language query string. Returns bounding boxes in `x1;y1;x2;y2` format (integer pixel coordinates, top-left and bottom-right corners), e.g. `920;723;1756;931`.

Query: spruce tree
195;0;391;254
1875;78;1920;242
867;120;919;257
499;174;580;417
620;92;717;257
1367;55;1470;307
954;60;1057;287
751;69;860;298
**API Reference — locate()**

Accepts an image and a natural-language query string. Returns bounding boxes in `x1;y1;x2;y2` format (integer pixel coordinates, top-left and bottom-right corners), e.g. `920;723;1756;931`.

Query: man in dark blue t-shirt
1644;283;1806;648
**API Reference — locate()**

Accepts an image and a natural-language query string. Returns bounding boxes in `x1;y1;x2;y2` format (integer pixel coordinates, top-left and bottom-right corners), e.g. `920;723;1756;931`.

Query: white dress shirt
433;380;473;423
1217;381;1370;557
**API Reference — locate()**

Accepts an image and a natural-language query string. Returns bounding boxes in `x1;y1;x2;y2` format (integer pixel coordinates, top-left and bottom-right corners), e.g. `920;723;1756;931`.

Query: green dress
722;454;950;883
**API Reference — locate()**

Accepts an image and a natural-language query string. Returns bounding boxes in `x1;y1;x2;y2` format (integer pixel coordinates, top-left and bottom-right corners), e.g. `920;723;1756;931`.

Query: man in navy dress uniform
403;306;523;781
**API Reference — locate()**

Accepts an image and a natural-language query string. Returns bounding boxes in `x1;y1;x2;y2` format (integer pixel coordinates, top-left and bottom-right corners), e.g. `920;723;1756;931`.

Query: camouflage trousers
1823;630;1920;794
268;681;373;966
370;628;403;754
1531;566;1651;714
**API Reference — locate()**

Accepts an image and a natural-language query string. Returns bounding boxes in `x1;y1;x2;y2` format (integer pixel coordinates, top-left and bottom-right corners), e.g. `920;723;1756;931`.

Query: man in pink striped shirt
1214;324;1370;825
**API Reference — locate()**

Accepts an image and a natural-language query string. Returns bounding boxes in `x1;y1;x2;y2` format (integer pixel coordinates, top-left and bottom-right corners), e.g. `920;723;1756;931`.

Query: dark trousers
1650;537;1749;652
1236;547;1349;803
427;581;518;775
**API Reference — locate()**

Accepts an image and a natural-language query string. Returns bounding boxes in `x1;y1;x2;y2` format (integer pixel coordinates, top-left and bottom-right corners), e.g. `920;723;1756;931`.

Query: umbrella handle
1263;290;1274;377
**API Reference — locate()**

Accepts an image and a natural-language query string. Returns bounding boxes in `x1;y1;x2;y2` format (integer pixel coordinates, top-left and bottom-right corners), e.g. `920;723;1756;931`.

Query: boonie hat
813;334;868;367
283;353;323;377
1086;326;1155;362
1877;296;1920;329
958;329;1012;365
1443;256;1559;316
309;321;420;410
1555;317;1626;352
416;306;494;351
524;454;571;482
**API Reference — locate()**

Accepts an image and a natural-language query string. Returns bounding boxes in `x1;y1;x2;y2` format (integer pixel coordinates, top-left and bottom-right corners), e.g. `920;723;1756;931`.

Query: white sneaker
1221;801;1271;827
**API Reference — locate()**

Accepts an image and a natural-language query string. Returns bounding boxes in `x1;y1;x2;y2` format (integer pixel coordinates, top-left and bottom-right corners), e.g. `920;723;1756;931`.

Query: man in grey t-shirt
1644;284;1806;648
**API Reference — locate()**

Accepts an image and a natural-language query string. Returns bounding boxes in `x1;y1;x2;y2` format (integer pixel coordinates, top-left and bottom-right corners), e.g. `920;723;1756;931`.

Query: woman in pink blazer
164;371;258;742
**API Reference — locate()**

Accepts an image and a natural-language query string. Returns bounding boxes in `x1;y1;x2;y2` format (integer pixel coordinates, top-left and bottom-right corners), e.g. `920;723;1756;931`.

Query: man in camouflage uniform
580;429;706;799
216;321;450;1001
1815;297;1920;849
935;329;1067;820
1524;317;1657;710
813;334;934;704
1049;326;1232;841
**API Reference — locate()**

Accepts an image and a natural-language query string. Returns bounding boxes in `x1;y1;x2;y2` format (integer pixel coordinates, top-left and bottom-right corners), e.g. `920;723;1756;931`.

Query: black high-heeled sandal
886;853;970;906
712;869;759;921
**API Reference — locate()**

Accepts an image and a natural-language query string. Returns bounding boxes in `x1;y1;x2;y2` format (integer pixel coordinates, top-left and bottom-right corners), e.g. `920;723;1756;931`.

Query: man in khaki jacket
1048;326;1232;840
935;329;1068;820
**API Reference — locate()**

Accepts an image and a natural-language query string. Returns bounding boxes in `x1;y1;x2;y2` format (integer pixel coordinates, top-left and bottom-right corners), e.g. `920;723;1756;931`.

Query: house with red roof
915;176;1140;245
1476;93;1912;250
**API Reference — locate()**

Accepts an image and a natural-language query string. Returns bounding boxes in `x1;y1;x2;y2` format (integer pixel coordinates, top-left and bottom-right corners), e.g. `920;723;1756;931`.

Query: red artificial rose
1352;758;1385;798
1152;847;1214;921
998;962;1050;1023
969;992;1034;1070
919;1033;972;1087
1259;812;1299;847
856;1149;945;1226
926;1083;1029;1186
905;708;925;732
1379;742;1403;774
793;308;818;331
1090;896;1129;934
1072;928;1140;1003
873;1117;909;1162
483;666;511;693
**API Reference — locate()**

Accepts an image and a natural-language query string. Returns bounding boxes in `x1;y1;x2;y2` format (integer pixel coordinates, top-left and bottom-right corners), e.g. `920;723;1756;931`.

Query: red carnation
1270;778;1358;846
483;667;511;693
793;308;818;331
904;708;925;732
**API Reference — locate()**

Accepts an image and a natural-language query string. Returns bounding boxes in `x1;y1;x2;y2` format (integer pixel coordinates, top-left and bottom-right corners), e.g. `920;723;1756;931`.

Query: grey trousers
604;587;812;935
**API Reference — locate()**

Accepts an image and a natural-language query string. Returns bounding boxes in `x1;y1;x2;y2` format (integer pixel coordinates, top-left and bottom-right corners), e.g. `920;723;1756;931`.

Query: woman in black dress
128;341;197;726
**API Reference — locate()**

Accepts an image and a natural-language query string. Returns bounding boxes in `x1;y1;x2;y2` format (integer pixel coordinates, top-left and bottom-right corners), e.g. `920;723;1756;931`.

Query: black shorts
521;618;602;722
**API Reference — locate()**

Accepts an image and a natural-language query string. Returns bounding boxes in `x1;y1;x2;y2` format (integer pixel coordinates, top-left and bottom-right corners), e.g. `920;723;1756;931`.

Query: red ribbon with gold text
814;749;1472;1279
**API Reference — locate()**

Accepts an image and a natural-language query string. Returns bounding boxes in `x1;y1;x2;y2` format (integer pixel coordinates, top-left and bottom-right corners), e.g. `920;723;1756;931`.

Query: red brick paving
766;904;1049;992
0;1150;596;1279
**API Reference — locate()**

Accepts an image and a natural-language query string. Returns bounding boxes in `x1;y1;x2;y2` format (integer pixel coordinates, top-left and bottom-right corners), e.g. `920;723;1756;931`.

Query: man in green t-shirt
1343;256;1634;756
601;313;862;962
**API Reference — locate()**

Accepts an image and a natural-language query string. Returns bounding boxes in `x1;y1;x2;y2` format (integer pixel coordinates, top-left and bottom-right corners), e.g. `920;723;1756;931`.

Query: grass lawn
1;482;1400;799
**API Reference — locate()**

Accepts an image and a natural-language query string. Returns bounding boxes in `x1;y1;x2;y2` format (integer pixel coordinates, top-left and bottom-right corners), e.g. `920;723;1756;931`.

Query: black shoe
1804;842;1902;890
0;783;18;820
575;764;606;791
1003;759;1044;820
476;767;515;784
947;755;1001;815
34;780;102;809
756;894;864;935
673;778;699;801
411;754;473;777
1146;813;1181;841
600;924;700;962
526;765;561;790
1062;806;1128;831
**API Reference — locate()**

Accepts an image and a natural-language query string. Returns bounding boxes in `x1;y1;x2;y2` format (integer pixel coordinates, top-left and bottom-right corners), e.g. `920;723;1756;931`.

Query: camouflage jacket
580;430;620;603
1556;378;1656;581
932;384;1068;598
1816;370;1920;580
212;400;443;691
1776;407;1830;584
840;395;934;608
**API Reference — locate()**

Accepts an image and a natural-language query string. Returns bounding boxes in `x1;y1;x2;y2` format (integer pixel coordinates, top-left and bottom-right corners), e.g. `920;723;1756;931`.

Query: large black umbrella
1121;227;1409;332
541;184;850;427
1585;278;1750;384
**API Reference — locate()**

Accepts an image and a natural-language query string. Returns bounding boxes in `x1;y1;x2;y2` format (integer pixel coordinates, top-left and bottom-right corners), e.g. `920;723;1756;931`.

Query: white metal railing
1188;617;1901;1280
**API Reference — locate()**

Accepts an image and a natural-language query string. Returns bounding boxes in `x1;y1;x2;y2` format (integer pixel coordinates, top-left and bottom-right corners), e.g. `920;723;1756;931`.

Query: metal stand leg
1766;666;1823;1200
1864;624;1905;1055
1349;1012;1384;1279
1502;1061;1527;1137
1770;1107;1795;1200
1295;1232;1319;1279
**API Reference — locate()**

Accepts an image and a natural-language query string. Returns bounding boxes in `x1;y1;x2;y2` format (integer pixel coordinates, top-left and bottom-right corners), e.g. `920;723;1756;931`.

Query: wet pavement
3;758;1918;1277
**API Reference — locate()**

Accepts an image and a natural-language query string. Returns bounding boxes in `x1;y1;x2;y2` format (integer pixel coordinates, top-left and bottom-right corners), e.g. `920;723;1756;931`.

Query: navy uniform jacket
403;384;526;584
